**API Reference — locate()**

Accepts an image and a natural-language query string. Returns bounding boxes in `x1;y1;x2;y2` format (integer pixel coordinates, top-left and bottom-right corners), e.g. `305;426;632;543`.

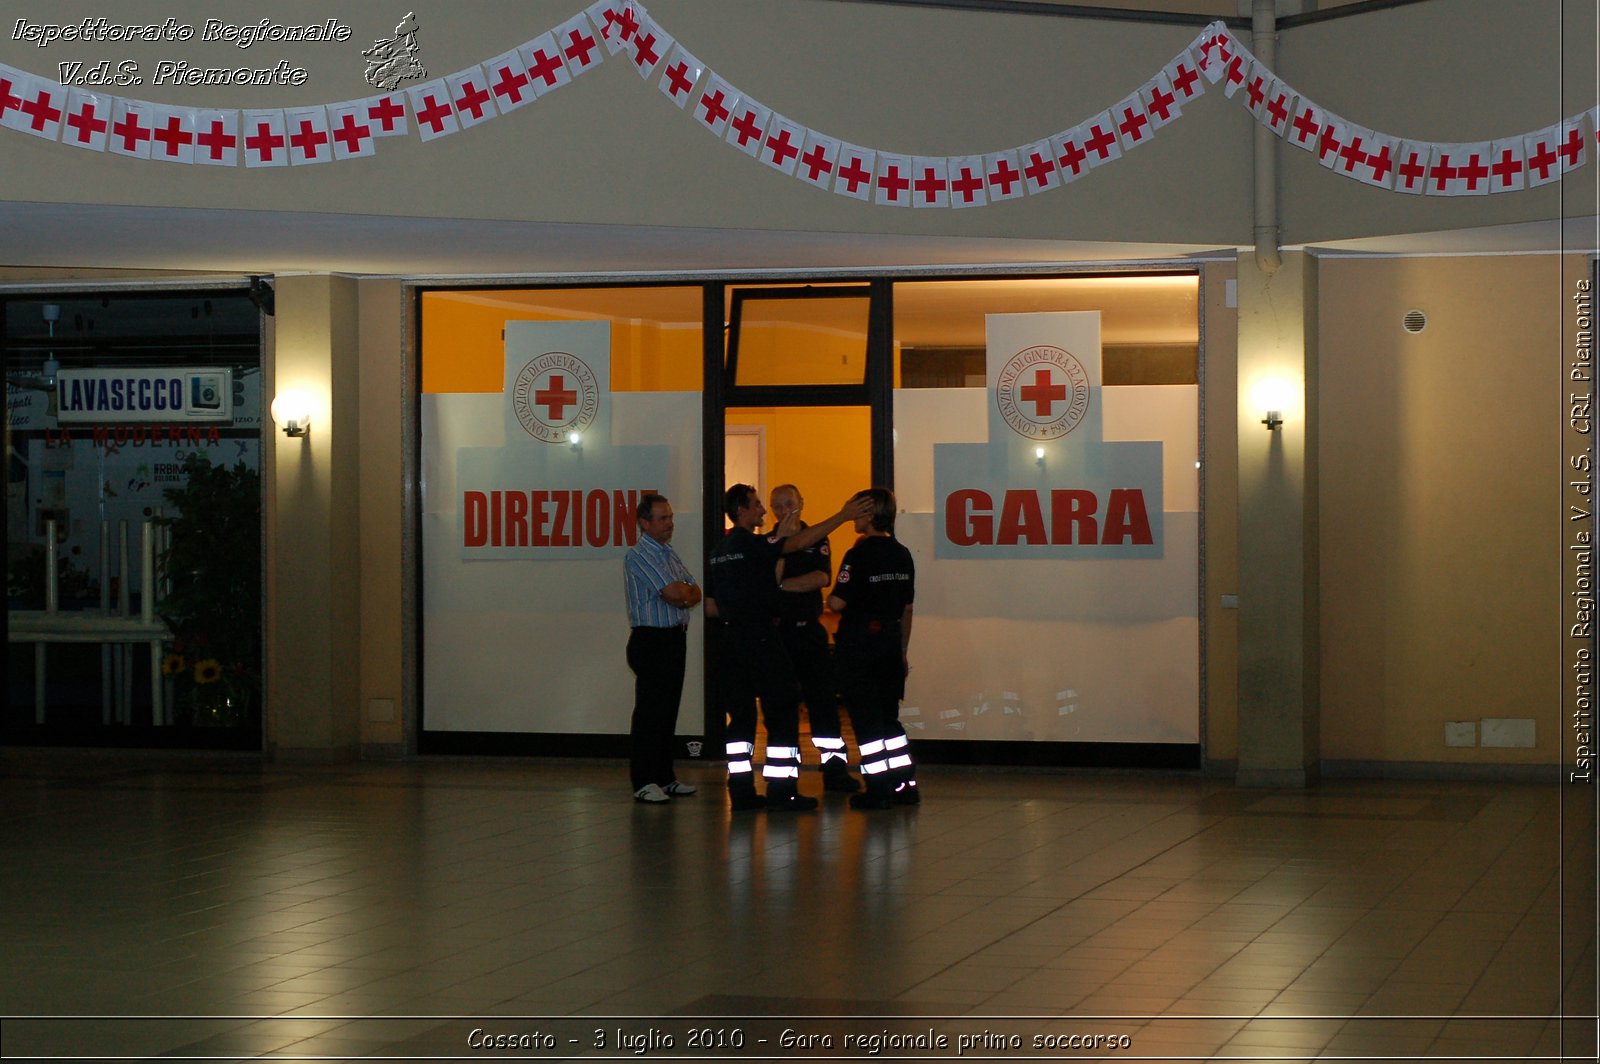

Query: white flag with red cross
1522;124;1563;188
1260;79;1297;138
984;149;1025;202
874;152;913;206
241;108;288;167
910;157;950;208
1318;118;1368;176
108;98;156;159
552;17;603;79
445;67;498;129
519;34;571;97
1392;141;1430;195
586;0;635;54
760;112;806;176
362;92;409;138
1420;143;1483;196
795;129;839;189
147;104;198;164
1162;49;1205;105
1019;139;1060;194
483;49;535;114
1195;25;1233;84
1286;96;1326;153
61;88;111;152
725;95;770;157
1139;73;1183;130
832;142;876;200
1313;116;1349;169
13;74;64;140
694;73;739;137
1219;45;1252;99
0;63;30;132
327;99;379;160
193;109;239;166
657;44;703;108
629;14;671;79
1556;114;1587;174
1081;112;1124;168
1590;107;1600;160
284;105;334;165
1111;94;1154;151
1240;60;1272;121
1049;127;1091;184
407;80;459;141
948;155;988;208
1346;130;1398;189
1487;138;1527;193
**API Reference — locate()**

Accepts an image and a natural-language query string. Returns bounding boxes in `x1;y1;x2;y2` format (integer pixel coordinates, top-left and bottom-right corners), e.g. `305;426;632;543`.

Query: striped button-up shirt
624;533;697;628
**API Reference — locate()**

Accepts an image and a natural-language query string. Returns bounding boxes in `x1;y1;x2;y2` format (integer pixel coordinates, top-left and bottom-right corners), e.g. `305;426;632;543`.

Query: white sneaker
633;783;670;803
663;781;697;797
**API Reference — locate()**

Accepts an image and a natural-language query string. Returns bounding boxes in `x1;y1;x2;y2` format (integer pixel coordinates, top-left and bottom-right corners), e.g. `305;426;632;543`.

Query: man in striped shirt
624;493;702;803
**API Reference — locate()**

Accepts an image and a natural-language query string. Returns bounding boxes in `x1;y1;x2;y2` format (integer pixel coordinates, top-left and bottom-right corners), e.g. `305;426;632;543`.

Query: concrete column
264;274;362;761
1234;250;1320;787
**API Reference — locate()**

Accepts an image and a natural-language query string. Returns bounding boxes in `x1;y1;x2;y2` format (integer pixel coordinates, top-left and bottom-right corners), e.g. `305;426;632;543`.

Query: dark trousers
719;622;801;747
627;625;686;790
837;642;911;793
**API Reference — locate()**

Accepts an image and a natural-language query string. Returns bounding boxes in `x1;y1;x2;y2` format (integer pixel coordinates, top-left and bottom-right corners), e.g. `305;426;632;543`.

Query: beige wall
1201;260;1240;766
1317;255;1571;767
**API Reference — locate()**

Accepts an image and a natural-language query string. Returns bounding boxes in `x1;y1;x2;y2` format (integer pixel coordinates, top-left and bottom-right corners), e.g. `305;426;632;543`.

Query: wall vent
1402;309;1428;334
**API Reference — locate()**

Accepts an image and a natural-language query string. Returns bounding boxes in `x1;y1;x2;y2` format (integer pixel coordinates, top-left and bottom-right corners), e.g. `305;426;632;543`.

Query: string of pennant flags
2;0;1596;202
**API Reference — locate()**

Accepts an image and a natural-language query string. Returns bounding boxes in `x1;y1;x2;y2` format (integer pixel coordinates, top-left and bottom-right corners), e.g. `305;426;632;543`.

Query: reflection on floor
0;749;1594;1062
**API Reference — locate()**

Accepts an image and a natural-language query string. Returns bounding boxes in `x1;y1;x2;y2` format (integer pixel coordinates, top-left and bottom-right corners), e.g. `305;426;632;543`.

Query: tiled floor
0;748;1594;1062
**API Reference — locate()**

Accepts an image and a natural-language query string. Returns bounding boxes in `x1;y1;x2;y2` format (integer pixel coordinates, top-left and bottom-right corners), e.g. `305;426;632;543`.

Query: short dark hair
723;483;757;522
856;487;897;533
637;493;668;522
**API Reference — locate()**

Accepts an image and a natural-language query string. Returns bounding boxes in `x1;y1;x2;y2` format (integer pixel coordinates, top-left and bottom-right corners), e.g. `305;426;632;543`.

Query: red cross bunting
244;120;284;162
837;154;871;193
951;164;984;203
632;31;661;70
112;110;152;153
662;60;693;99
563;28;598;68
0;75;22;122
987;156;1021;196
152;116;193;156
913;165;947;203
1428;152;1459;192
1245;76;1266;111
1170;62;1200;99
1396;148;1427;191
414;94;454;133
1057;137;1088;177
1265;92;1291;130
764;127;800;168
877;162;910;201
1337;135;1368;174
1223;55;1247;93
1458;151;1489;191
528;48;564;87
1559;127;1585;168
1290;107;1320;146
289;119;328;159
491;65;531;105
698;88;730;128
1147;84;1178;122
800;143;833;181
617;6;641;41
65;100;107;144
332;112;372;154
196;118;236;159
535;376;578;420
1020;369;1067;417
729;109;763;147
1526;140;1558;181
1491;148;1524;188
1083;123;1117;160
1116;105;1149;144
1365;144;1394;185
368;96;406;132
19;86;61;132
453;80;492;120
1317;125;1344;164
1023;149;1056;189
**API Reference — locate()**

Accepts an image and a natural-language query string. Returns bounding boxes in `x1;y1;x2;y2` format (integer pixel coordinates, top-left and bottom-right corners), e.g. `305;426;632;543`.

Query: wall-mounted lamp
1034;446;1047;467
567;430;583;451
1261;410;1283;431
1251;377;1293;433
270;391;312;438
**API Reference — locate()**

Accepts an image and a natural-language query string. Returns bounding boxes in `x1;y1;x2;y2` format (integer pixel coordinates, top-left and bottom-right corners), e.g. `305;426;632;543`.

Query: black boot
764;779;818;811
823;763;861;793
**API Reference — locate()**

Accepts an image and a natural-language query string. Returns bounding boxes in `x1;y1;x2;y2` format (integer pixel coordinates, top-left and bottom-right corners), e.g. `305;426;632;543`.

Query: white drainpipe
1253;0;1282;273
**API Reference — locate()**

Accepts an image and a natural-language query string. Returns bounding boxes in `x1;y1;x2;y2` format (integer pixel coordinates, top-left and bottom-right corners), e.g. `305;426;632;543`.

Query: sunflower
193;658;224;685
162;653;188;676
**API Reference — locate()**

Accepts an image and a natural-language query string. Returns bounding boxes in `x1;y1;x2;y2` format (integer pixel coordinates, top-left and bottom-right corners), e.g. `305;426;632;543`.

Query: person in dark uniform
828;488;919;810
770;483;860;794
705;485;871;812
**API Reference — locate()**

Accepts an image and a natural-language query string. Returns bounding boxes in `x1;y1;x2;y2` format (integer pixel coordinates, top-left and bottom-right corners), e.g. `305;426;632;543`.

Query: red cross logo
799;144;833;181
1366;145;1394;185
1337;136;1368;174
1171;63;1199;98
1559;128;1585;168
152;116;193;156
662;61;693;99
1116;105;1149;143
245;120;284;161
1459;152;1489;191
289;119;328;159
698;88;730;128
332;113;372;154
988;157;1020;196
454;81;491;120
1317;126;1344;164
1428;153;1459;192
1491;149;1524;187
112;111;152;153
877;163;909;202
415;94;454;133
196;119;236;160
1020;369;1067;417
1083;124;1117;160
1266;93;1290;130
1057;138;1088;176
951;165;983;203
535;375;578;420
913;165;947;204
1224;56;1246;90
1397;150;1426;190
66;101;107;144
527;48;563;87
491;65;531;105
1148;85;1178;122
730;109;763;147
563;29;597;67
1526;141;1558;181
617;7;641;40
368;96;406;132
632;31;661;69
1023;150;1055;189
0;76;21;122
20;87;61;132
764;128;800;168
1245;77;1266;111
1290;108;1321;146
837;154;871;193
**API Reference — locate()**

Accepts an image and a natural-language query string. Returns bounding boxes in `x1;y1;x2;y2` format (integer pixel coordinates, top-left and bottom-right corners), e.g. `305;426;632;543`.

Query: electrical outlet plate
1444;721;1476;747
1480;718;1535;748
